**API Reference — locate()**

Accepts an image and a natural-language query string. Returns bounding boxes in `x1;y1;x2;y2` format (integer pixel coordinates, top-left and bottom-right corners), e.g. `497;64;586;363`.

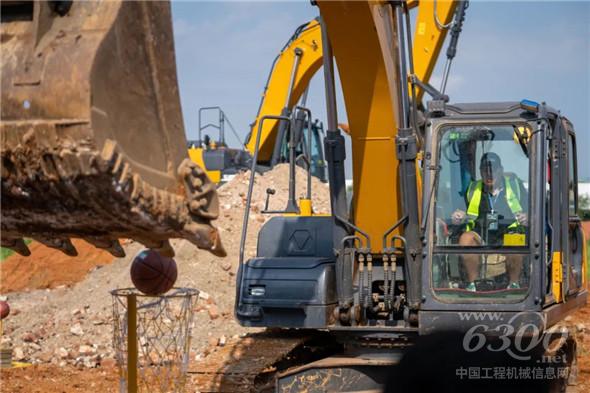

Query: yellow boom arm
244;1;456;165
411;0;457;103
316;0;456;251
318;0;404;251
244;19;323;164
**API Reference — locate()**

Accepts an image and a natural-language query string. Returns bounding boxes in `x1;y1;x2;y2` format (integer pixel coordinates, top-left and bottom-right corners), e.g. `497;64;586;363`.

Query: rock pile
1;164;330;367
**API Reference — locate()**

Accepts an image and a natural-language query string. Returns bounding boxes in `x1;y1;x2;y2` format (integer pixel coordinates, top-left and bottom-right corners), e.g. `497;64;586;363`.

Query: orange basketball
130;249;178;295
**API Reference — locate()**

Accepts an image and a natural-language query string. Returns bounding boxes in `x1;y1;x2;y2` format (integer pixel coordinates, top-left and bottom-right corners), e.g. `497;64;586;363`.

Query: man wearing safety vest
451;152;529;292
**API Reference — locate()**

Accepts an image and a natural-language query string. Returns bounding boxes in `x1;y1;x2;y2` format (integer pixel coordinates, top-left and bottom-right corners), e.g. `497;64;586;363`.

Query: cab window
431;124;532;301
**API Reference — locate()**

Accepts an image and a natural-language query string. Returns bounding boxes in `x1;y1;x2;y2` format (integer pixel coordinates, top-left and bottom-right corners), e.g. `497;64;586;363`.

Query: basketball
130;249;178;295
0;300;10;320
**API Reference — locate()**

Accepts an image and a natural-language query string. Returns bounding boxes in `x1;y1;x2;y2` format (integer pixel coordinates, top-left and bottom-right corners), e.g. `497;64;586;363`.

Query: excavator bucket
1;1;225;258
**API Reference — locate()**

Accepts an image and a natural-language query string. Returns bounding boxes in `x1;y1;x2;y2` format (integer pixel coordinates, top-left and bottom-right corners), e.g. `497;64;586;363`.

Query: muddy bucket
1;1;224;258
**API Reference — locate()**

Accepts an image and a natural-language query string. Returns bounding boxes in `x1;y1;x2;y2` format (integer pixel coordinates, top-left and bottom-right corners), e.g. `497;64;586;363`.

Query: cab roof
429;101;560;119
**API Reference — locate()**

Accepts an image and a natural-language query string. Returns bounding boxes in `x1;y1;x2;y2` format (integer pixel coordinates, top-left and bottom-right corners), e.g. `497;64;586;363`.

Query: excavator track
188;330;412;392
188;331;337;392
1;1;225;257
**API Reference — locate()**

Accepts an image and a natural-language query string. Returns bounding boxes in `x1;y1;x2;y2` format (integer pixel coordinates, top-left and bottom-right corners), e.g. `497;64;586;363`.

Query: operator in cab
451;152;529;292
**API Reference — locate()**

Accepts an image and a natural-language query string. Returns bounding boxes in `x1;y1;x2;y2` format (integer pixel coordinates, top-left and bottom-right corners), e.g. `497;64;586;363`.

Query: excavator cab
421;100;587;332
186;106;327;184
187;107;251;184
430;122;532;296
237;97;588;324
275;117;327;183
1;1;224;257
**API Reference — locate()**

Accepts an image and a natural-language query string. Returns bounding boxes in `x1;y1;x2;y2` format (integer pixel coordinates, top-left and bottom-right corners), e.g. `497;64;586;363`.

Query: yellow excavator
186;103;327;184
234;0;587;390
1;1;224;258
2;1;586;391
187;19;327;184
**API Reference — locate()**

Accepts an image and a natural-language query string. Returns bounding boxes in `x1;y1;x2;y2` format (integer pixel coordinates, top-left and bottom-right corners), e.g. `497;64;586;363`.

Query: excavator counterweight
1;1;225;257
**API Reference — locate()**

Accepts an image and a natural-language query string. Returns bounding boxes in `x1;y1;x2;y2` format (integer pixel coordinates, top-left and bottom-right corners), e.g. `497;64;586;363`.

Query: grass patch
0;247;15;262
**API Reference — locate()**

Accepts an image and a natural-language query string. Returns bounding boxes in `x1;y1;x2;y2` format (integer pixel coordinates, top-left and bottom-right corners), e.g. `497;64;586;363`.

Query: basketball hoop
111;288;199;393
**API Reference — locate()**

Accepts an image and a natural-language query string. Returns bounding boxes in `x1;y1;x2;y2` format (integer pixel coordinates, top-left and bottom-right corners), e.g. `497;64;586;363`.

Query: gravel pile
0;164;330;368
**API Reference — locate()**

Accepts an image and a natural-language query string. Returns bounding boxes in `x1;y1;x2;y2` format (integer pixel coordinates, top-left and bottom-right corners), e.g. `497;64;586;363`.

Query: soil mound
1;240;114;293
0;164;330;367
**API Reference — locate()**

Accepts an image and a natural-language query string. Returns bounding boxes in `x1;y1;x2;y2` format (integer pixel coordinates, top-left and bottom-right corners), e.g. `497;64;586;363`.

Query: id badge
486;212;499;231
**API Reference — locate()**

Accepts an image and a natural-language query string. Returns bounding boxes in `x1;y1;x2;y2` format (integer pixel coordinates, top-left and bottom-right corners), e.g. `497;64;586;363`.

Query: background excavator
186;19;328;184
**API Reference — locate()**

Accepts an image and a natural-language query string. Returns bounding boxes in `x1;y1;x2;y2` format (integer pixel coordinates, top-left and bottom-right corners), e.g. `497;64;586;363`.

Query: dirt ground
0;240;115;293
1;300;589;393
570;300;590;391
0;364;119;393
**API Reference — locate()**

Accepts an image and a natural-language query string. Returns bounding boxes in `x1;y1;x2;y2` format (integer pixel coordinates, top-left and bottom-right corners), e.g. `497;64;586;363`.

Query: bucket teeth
83;237;125;258
1;238;31;257
1;134;226;258
139;239;174;258
156;241;175;258
107;241;126;258
35;237;78;257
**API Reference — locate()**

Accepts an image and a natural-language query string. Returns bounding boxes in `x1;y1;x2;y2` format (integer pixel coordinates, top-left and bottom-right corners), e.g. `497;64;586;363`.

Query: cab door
563;120;585;295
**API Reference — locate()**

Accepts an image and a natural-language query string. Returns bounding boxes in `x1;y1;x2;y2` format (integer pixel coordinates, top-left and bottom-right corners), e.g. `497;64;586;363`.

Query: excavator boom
245;19;323;165
243;0;457;163
201;2;458;180
1;1;225;257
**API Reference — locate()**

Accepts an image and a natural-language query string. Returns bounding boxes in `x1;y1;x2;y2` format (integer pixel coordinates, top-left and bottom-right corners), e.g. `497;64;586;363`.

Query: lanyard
487;189;502;213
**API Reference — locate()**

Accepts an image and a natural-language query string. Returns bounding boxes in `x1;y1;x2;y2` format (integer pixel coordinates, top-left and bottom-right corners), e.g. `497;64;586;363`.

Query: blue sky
171;1;590;180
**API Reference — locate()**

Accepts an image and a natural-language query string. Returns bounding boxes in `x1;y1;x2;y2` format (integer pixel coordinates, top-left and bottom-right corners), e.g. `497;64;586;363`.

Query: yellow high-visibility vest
465;176;523;231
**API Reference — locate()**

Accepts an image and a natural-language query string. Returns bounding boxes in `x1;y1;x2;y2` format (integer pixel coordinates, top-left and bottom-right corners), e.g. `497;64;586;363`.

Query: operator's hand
451;209;466;225
515;211;528;227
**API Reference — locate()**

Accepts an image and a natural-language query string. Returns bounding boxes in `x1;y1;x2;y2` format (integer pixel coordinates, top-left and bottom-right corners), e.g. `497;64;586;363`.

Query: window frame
431;122;533;252
428;121;535;304
567;131;578;217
